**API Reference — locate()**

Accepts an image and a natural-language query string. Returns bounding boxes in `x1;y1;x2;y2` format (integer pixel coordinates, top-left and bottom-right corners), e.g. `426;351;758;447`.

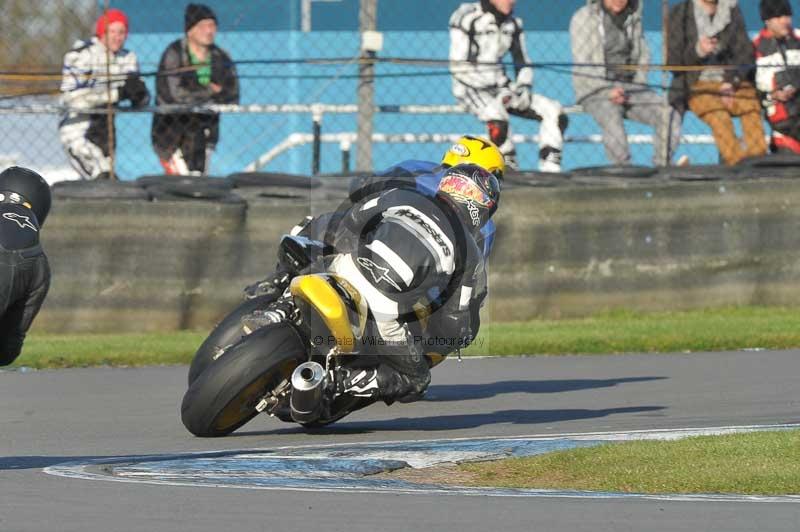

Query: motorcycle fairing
290;274;367;353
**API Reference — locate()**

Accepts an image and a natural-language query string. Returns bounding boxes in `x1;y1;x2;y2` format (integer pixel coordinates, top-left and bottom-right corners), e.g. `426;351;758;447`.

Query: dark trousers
0;249;50;366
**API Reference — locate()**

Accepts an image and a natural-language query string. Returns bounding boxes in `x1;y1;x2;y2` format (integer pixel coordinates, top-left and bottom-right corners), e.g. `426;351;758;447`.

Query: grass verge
463;306;800;356
11;306;800;369
457;430;800;495
15;331;207;369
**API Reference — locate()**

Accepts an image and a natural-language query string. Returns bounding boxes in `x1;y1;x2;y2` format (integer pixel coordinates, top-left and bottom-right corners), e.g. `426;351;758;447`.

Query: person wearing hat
59;8;150;180
754;0;800;153
0;167;52;366
151;3;239;175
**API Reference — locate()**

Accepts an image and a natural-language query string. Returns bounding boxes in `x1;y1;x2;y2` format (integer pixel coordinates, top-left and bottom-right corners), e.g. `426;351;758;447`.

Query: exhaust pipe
290;361;326;423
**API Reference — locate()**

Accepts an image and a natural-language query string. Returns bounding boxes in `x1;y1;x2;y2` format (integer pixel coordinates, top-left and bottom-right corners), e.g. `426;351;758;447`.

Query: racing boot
538;146;562;173
332;366;380;399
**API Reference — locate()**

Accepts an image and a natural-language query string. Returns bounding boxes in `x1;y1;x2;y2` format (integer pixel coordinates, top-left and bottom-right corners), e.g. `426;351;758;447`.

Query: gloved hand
433;310;474;350
508;81;532;110
243;270;291;300
118;74;149;108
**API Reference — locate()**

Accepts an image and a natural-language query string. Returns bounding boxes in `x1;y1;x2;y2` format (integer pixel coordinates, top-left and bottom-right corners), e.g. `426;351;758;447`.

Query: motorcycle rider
247;163;500;405
0;167;52;366
243;135;505;300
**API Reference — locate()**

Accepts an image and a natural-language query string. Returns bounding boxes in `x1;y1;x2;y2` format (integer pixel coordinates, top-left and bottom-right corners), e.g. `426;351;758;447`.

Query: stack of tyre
50;154;800;202
50;172;361;204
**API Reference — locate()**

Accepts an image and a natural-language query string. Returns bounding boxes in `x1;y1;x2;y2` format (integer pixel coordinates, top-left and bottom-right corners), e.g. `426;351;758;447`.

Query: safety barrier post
356;0;379;171
312;105;322;175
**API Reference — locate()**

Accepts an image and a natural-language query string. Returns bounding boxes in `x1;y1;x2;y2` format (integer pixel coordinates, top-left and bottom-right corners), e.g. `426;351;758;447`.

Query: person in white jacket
59;9;149;180
449;0;567;172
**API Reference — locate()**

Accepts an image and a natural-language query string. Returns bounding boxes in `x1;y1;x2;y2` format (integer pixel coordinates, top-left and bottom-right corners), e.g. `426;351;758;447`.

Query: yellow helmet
441;135;505;179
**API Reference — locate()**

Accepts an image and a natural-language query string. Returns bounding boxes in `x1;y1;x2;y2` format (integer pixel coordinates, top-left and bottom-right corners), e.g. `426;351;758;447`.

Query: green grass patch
11;306;800;369
459;430;800;495
464;306;800;356
15;331;206;369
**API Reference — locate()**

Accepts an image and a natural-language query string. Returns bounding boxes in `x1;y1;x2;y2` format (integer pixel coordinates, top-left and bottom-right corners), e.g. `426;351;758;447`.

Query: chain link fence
0;0;783;181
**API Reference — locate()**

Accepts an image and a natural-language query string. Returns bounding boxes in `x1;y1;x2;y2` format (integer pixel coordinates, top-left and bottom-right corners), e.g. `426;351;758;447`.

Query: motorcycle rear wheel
181;323;306;437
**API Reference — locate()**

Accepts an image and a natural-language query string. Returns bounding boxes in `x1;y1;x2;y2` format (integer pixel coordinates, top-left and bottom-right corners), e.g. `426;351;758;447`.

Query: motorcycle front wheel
187;293;280;385
181;322;306;437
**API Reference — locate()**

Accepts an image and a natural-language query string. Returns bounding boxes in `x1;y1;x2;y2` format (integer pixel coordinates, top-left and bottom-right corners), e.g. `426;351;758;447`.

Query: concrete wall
36;178;800;332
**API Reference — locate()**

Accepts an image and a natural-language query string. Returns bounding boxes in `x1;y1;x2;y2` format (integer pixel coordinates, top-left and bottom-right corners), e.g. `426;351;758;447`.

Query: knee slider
487;120;509;147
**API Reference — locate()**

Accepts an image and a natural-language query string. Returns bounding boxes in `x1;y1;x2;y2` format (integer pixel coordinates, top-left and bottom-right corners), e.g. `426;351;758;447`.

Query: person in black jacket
151;3;239;175
668;0;767;165
0;167;52;366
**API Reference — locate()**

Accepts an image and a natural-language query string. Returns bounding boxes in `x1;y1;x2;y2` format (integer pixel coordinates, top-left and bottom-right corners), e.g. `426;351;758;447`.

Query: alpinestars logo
2;212;37;232
357;257;402;291
392;208;451;257
466;200;481;227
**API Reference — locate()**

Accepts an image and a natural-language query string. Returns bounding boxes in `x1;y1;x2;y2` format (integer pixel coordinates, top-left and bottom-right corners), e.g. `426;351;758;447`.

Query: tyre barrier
568;165;660;187
503;170;573;188
135;175;233;190
737;153;800;168
51;180;152;200
227;172;322;189
147;183;246;203
232;186;320;201
570;165;658;178
656;164;738;182
733;154;800;179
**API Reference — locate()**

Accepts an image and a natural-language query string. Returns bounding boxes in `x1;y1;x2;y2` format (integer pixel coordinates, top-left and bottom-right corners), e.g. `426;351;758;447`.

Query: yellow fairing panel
290;274;357;353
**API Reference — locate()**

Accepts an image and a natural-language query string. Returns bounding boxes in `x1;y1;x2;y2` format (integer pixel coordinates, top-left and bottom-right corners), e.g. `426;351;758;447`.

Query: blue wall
108;1;783;177
109;1;771;32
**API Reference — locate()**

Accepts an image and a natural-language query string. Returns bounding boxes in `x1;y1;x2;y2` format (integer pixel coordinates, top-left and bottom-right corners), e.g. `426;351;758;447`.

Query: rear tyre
188;293;280;385
181;323;307;437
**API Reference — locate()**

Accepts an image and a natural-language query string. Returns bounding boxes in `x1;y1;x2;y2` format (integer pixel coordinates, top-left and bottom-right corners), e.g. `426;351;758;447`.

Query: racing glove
508;81;532;110
118;74;149;108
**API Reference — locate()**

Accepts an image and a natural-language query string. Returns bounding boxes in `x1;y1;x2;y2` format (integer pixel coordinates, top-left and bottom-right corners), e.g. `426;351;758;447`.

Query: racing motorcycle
181;235;446;437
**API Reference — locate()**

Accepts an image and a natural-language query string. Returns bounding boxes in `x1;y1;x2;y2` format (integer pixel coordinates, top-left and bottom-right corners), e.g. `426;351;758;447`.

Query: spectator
668;0;767;165
59;8;149;180
754;0;800;153
0;167;51;366
570;0;682;167
151;3;239;176
449;0;567;172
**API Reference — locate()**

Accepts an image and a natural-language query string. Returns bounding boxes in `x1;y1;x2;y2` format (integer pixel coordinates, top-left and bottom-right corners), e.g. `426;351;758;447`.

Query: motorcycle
181;234;446;437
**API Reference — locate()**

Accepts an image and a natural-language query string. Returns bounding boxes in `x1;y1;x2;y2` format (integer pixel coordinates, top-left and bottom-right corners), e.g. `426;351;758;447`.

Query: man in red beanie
151;3;239;175
754;0;800;153
59;8;149;180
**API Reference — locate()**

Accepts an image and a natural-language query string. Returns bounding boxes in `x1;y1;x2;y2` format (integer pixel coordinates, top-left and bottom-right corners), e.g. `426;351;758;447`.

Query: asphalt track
2;350;799;532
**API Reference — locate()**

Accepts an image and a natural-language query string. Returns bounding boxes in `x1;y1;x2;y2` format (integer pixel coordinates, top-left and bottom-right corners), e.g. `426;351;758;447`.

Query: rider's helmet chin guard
0;166;51;226
441;135;505;181
436;163;500;236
